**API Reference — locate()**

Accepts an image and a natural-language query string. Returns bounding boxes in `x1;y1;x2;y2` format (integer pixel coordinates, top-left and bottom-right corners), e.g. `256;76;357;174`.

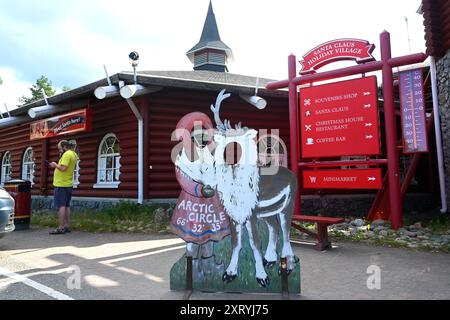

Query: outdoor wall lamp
239;94;267;109
28;105;59;118
240;77;267;109
119;84;162;99
94;65;120;100
28;89;61;118
94;85;120;100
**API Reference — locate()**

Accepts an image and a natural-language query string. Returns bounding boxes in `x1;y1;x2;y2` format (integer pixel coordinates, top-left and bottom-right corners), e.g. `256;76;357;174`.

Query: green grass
32;204;450;254
423;214;450;234
170;220;301;294
31;201;172;234
401;208;450;231
290;216;450;253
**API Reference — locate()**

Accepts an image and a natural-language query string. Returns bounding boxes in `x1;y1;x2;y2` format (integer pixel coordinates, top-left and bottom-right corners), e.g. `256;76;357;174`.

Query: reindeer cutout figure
170;89;300;292
208;90;298;287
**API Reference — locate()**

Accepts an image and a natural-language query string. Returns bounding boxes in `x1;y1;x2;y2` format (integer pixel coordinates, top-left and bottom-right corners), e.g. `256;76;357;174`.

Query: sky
0;0;426;110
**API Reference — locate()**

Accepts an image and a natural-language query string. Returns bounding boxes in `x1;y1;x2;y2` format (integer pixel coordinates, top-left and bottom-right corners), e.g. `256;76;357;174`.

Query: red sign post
300;76;380;158
303;169;383;189
266;31;428;230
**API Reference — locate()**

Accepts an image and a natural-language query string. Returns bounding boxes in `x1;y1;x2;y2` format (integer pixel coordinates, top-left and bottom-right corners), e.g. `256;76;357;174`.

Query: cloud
0;67;31;110
0;0;426;107
0;0;204;87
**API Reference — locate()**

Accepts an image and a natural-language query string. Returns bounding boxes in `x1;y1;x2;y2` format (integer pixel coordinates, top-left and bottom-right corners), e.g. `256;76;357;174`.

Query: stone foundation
436;49;450;210
299;193;436;218
32;193;437;218
31;196;177;212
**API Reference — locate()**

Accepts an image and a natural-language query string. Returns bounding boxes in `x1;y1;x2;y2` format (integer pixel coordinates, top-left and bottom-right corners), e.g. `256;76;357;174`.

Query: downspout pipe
430;56;448;214
122;97;144;205
97;82;158;205
119;84;162;205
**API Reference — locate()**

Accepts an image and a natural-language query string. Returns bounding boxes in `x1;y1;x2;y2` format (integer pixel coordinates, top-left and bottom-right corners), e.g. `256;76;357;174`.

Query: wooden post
288;54;301;215
316;224;331;251
40;139;48;196
186;256;193;291
380;31;403;229
280;257;289;298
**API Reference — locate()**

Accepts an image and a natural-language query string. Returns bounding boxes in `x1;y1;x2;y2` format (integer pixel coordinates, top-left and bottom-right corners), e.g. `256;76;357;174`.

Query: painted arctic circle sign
170;90;300;294
299;38;375;74
300;76;381;158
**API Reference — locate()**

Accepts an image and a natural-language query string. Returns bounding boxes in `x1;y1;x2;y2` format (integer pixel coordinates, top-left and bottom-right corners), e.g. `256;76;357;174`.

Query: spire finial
186;1;234;72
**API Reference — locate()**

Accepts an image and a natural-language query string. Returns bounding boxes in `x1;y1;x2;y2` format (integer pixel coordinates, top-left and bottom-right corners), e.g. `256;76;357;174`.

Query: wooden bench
291;215;345;251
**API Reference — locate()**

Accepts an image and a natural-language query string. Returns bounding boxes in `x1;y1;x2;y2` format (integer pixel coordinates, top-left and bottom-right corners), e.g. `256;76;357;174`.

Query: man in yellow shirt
49;140;77;235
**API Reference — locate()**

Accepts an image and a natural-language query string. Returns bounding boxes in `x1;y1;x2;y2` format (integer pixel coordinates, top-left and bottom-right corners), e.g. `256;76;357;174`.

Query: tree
61;86;71;92
0;76;3;85
19;75;56;105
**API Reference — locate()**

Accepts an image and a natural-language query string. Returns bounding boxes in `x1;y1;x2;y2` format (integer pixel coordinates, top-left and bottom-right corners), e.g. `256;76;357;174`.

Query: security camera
129;51;139;61
129;51;139;67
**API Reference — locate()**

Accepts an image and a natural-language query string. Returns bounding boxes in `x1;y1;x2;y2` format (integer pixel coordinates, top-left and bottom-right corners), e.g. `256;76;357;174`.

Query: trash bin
3;180;31;231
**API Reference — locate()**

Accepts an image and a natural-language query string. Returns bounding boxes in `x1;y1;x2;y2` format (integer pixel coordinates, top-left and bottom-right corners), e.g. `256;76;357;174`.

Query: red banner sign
30;108;92;140
300;76;381;158
303;168;383;189
299;39;375;74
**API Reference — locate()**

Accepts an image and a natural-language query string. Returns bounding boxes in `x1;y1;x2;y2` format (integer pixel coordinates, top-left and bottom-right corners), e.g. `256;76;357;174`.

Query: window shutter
209;52;225;64
30;163;35;185
73;159;81;186
99;157;106;182
115;156;121;181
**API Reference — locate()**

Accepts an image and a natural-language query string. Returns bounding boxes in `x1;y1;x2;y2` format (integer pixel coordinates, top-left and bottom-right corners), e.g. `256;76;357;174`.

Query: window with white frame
22;147;35;186
94;133;121;188
1;151;12;185
69;140;81;188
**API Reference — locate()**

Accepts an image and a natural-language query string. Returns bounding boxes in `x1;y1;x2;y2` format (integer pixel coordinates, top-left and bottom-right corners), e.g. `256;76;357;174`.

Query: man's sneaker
49;228;66;235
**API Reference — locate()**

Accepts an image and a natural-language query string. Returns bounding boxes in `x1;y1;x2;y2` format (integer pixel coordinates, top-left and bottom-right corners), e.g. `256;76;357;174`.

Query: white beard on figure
175;143;261;224
175;146;216;187
216;164;260;225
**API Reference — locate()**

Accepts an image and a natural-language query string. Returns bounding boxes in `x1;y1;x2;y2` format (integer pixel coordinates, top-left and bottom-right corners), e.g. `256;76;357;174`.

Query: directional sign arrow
303;168;382;189
365;123;373;127
365;135;374;139
364;104;372;108
363;92;371;96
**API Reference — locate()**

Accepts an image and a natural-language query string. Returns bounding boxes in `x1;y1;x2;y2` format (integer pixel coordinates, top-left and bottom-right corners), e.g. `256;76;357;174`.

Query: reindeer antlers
211;89;230;132
210;89;243;132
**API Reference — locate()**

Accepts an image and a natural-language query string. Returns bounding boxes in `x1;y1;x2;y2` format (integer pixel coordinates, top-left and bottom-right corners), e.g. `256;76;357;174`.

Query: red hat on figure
175;112;214;152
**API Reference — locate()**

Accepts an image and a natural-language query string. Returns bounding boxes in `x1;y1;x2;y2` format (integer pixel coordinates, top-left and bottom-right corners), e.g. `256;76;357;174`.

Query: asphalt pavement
1;226;450;300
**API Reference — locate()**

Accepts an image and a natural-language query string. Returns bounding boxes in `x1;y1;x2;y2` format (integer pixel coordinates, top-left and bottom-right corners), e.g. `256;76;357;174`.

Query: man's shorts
54;187;73;208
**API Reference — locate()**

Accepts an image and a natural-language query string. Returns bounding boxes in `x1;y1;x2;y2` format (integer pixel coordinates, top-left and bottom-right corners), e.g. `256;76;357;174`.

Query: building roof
0;3;284;128
135;70;274;88
2;70;285;120
420;0;450;58
186;1;233;63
